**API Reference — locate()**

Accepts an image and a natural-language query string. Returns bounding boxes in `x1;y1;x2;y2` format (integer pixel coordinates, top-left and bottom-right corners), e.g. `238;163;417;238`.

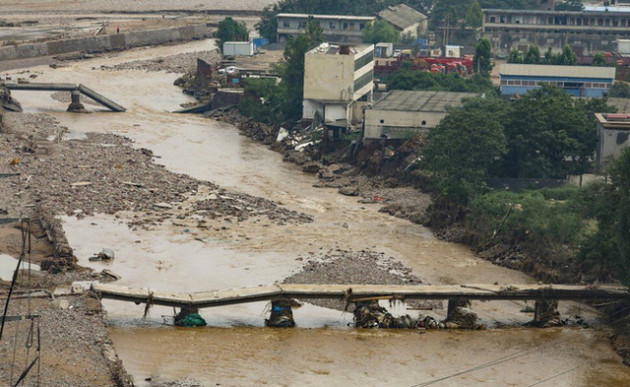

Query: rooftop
500;64;616;79
373;90;479;112
277;13;375;21
595;113;630;129
377;4;427;31
307;42;372;56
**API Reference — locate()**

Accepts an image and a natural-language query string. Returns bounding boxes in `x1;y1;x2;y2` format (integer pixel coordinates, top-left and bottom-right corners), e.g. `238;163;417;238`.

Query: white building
276;13;375;43
303;43;374;125
364;90;478;140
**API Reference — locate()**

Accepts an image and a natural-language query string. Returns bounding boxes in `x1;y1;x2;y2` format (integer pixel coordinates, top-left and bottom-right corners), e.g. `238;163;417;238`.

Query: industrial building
363;90;478;140
595;113;630;167
376;4;428;41
499;64;616;98
276;13;375;43
303;43;374;126
482;8;630;56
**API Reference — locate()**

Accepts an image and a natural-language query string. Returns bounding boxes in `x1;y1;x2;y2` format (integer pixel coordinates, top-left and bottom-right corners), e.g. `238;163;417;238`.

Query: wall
364;109;445;139
303;54;354;102
597;124;630;166
0;24;213;62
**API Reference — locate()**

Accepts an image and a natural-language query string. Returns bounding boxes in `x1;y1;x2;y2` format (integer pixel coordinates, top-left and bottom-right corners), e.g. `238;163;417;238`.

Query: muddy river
4;39;630;385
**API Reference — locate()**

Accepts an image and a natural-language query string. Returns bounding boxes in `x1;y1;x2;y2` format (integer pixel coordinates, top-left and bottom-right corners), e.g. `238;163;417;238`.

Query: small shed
364;90;479;140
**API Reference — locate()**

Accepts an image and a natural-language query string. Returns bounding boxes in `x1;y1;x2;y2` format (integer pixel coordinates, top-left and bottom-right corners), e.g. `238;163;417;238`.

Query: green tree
524;45;541;64
256;5;280;43
423;104;507;202
502;85;596;178
363;19;399;44
609;82;630;98
387;70;496;94
580;147;630;285
555;44;578;65
465;0;483;28
591;53;607;67
555;0;585;11
277;18;323;120
215;17;249;52
473;38;493;75
507;48;523;64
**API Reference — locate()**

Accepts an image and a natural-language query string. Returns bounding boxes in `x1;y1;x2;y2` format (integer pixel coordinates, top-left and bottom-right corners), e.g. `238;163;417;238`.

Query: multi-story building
482;8;630;56
276;13;375;43
499;64;616;98
303;43;374;125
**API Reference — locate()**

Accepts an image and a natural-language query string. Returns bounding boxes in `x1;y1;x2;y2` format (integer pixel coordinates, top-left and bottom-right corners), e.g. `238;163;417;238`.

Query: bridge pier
447;298;470;320
174;306;206;327
533;300;560;327
67;90;86;113
265;298;296;327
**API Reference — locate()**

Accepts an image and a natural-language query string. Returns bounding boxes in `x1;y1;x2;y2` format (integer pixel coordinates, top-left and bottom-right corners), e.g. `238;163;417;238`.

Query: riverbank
2;37;629;385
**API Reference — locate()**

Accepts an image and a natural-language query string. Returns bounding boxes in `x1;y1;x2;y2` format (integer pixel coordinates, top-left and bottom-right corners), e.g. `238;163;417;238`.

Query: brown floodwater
4;39;630;386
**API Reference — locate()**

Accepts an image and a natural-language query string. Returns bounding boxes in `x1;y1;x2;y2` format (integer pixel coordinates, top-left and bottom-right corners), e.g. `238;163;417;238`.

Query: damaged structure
363;90;479;140
302;43;374;128
595;113;630;167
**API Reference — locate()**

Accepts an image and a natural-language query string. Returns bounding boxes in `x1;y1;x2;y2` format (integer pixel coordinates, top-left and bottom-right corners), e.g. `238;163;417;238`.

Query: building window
354;52;374;71
329;22;336;29
359;23;366;30
353;71;373;92
283;22;290;28
298;22;306;28
343;22;349;30
421;120;427;126
490;16;496;23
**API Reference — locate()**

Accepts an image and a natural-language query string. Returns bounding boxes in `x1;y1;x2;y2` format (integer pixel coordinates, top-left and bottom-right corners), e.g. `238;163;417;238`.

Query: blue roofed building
499;64;616;98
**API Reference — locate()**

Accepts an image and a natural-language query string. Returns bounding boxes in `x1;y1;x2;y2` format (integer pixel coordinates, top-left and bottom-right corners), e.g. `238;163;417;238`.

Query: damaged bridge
92;282;629;325
4;82;126;112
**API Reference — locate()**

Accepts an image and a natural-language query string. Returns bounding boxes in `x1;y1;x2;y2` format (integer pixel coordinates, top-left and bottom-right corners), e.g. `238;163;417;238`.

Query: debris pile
192;191;313;224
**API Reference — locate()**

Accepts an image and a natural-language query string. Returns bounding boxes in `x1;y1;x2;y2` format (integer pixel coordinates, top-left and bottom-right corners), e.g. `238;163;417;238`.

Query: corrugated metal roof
373;90;479;112
500;64;616;79
377;4;427;31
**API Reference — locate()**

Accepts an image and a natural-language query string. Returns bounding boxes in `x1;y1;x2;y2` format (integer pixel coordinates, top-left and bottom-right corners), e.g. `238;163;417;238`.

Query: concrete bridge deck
4;82;126;112
92;283;629;309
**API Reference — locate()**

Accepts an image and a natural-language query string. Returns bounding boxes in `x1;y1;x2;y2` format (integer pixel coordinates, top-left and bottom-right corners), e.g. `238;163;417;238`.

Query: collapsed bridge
92;282;629;326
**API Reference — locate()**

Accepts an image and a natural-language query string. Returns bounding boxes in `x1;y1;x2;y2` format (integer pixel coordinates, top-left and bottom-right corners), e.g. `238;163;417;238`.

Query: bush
468;187;588;247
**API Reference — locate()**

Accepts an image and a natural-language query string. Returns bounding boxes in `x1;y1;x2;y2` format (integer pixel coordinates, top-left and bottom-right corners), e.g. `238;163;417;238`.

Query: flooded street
4;39;630;385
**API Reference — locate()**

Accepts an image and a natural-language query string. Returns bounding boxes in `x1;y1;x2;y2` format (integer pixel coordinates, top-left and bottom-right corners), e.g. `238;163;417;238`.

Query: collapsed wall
0;23;214;62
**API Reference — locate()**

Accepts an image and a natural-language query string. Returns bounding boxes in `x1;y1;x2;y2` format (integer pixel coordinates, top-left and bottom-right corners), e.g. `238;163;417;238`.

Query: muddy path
3;39;630;386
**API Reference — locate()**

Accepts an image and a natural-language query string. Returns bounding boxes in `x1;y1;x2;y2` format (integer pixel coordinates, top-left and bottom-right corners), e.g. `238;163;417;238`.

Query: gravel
1;113;312;227
283;249;438;311
100;50;221;74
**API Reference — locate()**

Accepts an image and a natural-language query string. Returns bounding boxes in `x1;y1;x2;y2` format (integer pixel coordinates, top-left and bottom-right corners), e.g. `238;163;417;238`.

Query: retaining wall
0;23;214;61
